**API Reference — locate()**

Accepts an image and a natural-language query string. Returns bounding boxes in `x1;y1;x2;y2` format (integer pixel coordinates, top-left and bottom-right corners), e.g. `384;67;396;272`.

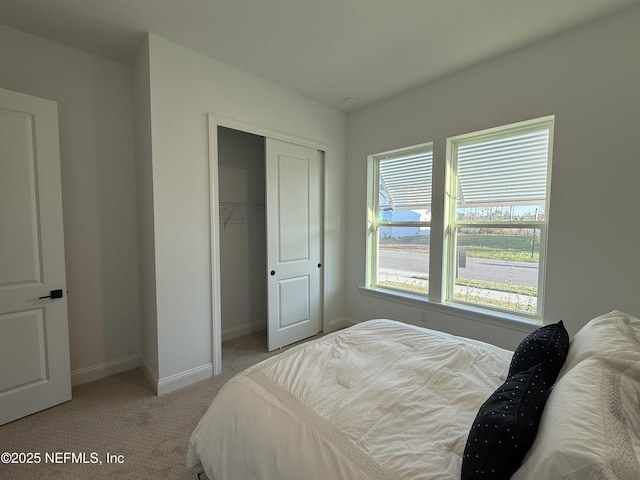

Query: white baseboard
71;354;141;387
156;363;213;396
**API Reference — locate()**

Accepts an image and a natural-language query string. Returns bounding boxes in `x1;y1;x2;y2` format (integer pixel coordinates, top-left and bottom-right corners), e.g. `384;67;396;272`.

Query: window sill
358;285;541;333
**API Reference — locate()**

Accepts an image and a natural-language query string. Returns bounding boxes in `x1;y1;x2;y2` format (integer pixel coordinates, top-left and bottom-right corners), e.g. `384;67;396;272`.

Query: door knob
270;270;275;276
39;289;63;299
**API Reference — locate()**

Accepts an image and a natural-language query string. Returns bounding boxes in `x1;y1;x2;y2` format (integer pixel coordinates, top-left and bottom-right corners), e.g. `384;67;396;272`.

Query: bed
187;311;640;480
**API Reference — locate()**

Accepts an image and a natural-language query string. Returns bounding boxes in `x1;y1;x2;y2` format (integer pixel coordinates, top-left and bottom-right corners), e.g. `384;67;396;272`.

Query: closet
217;127;267;342
216;125;324;352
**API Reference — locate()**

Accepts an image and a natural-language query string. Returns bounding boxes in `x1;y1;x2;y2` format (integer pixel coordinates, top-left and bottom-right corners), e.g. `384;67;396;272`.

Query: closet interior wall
217;126;267;341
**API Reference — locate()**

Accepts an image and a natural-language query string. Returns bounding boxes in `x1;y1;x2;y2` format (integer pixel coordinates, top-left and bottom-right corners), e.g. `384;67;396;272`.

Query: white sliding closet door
265;139;322;351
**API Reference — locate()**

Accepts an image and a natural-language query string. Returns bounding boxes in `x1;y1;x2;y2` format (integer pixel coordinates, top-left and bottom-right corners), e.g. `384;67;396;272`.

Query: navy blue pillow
461;365;547;480
508;320;569;387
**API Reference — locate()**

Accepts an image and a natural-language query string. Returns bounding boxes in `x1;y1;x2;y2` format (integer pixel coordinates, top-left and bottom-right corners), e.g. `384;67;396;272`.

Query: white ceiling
1;0;638;112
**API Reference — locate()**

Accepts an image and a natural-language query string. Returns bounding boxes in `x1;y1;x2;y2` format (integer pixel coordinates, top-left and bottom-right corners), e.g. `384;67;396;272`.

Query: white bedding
513;311;640;480
187;319;512;480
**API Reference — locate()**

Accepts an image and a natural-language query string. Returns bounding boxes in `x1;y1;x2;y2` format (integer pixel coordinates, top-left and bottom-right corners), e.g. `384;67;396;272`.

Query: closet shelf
219;201;265;228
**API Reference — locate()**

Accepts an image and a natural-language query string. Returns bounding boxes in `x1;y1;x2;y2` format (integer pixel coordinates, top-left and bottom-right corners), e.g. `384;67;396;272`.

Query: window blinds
378;146;433;211
456;128;550;207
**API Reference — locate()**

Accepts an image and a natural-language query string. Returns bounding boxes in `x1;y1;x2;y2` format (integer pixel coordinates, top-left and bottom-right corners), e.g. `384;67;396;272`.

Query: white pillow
511;357;640;480
559;310;640;377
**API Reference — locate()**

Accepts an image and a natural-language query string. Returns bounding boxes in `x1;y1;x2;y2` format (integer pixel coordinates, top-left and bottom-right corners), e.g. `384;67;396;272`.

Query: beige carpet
0;330;318;480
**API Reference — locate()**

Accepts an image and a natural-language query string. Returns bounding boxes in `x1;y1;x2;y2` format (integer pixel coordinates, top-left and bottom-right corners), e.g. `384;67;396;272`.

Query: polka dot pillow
508;321;569;388
461;365;547;480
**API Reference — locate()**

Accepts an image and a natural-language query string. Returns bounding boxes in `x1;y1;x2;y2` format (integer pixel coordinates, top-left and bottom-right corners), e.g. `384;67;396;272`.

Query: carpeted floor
0;330;316;480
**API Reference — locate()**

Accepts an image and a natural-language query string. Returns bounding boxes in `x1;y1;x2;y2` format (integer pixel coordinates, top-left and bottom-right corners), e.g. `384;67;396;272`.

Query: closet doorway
217;126;268;344
212;119;324;372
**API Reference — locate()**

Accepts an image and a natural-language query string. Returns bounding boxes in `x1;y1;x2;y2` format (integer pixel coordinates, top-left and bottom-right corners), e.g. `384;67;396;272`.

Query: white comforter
187;319;512;480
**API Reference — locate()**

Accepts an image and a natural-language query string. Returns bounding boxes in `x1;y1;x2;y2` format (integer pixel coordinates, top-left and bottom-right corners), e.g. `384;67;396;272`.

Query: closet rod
220;201;265;229
219;201;264;207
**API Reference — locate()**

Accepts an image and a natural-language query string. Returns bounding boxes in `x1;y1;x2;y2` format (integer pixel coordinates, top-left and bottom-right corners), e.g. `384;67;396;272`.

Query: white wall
138;34;347;392
132;36;158;382
218;127;267;340
345;6;640;348
0;26;141;383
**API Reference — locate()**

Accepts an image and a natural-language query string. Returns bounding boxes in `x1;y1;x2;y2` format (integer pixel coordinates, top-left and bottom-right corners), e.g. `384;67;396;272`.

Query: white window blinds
456;126;551;207
378;145;433;211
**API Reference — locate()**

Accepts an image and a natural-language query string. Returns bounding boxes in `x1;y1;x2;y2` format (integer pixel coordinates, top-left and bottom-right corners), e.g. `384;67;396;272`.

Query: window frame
366;142;433;297
443;116;554;319
363;116;554;325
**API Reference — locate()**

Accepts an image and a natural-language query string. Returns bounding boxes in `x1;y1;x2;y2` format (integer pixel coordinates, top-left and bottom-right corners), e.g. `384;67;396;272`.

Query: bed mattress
187;319;513;480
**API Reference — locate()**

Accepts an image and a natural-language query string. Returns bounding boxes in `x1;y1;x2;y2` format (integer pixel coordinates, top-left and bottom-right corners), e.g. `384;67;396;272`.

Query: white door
266;139;322;351
0;87;71;425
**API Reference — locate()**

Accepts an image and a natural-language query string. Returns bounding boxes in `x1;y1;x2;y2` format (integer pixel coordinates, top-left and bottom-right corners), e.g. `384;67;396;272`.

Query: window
367;143;433;296
444;116;554;317
365;116;554;321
